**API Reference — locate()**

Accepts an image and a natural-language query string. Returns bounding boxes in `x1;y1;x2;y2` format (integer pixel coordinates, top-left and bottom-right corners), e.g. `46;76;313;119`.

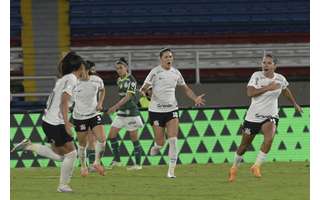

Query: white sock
232;152;243;167
26;144;63;161
78;145;87;168
95;140;106;164
60;150;77;186
168;137;178;169
254;151;267;166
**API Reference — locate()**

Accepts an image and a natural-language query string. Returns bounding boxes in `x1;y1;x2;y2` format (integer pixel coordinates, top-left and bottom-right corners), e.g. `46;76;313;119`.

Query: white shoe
167;167;176;178
57;184;73;193
127;165;142;171
11;139;32;152
150;146;160;156
106;161;122;170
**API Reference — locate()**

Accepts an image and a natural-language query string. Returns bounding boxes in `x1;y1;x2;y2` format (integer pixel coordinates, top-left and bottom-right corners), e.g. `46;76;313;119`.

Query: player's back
43;73;77;125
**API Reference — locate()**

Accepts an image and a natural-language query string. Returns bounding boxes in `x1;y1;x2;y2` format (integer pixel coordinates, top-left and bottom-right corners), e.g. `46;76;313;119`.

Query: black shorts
149;110;179;127
72;114;103;132
242;117;279;135
42;121;73;147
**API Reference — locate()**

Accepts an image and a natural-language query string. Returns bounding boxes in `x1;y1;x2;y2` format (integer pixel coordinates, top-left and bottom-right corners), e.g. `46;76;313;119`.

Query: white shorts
111;115;144;131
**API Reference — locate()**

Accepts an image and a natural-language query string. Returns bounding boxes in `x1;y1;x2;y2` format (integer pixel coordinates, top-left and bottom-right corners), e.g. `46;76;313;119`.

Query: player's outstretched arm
180;85;205;106
282;87;303;113
139;83;151;96
107;93;133;114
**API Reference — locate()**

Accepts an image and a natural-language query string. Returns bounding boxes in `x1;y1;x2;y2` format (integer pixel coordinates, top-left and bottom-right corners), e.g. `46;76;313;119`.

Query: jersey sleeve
247;72;259;88
97;76;104;90
143;68;156;85
176;69;186;86
62;75;77;96
127;78;137;94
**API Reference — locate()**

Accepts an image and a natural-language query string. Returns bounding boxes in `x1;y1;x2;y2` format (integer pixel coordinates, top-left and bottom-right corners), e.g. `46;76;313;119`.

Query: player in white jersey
72;60;106;176
228;54;303;182
140;48;205;178
11;52;86;192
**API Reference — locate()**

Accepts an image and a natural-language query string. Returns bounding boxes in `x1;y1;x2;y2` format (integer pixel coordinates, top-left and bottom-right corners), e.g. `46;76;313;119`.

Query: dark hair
85;60;95;70
85;60;97;75
60;52;84;76
264;53;278;65
159;48;172;58
115;57;128;66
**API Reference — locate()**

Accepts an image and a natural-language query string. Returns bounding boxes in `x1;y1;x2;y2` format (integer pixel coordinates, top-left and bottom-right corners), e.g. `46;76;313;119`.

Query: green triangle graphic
22;160;33;168
195;154;210;164
54;161;61;167
225;121;242;136
186;138;201;153
36;127;47;141
140;140;153;154
179;123;193;137
14;114;24;126
120;156;129;165
123;141;134;155
29;113;41;126
202;138;216;152
140;111;149;123
193;121;209;137
188;110;198;121
10;160;18;168
179;153;194;164
21;127;33;139
301;107;309;119
10;127;18;141
104;125;111;134
235;109;247;120
203;109;214;121
220;109;231;120
148;156;161;166
101;157;113;166
210;121;225;136
38;159;50;168
283;108;295;118
118;129;127;140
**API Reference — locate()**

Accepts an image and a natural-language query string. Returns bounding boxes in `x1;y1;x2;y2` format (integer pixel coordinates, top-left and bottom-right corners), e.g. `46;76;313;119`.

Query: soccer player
228;54;303;182
72;60;106;176
140;48;205;178
106;57;143;170
11;52;85;192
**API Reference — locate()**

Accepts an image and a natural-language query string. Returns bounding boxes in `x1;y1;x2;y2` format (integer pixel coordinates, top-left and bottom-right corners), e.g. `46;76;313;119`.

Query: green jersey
116;74;140;117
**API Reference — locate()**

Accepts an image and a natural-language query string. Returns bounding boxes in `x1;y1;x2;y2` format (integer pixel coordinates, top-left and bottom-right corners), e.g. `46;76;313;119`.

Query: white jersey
143;65;186;112
245;71;289;122
42;73;78;125
72;75;104;120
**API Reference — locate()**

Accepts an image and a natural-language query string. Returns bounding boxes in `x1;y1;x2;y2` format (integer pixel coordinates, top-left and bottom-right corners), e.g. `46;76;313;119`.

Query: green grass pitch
11;162;309;200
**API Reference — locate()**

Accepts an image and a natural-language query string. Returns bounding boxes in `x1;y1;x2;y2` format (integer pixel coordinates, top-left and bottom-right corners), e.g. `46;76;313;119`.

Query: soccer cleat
167;167;176;178
127;165;142;171
250;164;262;178
228;166;238;182
150;146;160;156
80;167;89;177
106;161;122;170
93;163;105;176
11;139;31;152
57;184;73;193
